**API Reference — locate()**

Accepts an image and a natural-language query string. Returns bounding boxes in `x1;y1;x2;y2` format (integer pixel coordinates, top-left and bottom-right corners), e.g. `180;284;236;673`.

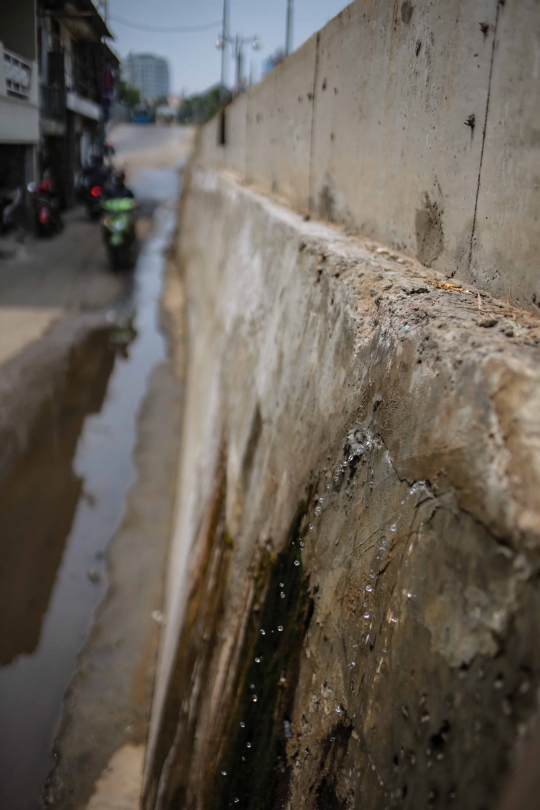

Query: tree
177;85;226;125
117;80;140;109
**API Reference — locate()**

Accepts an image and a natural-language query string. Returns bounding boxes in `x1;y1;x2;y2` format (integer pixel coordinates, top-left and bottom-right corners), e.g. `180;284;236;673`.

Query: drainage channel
0;173;178;810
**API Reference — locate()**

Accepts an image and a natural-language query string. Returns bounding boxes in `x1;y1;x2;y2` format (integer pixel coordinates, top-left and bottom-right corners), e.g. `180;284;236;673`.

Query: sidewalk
0;208;125;367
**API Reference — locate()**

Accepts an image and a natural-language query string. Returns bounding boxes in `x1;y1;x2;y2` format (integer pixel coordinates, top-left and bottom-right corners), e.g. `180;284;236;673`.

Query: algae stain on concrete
210;507;314;810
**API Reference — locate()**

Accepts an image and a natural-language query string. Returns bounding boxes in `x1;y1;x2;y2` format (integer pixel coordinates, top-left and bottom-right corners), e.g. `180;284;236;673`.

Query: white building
124;53;169;101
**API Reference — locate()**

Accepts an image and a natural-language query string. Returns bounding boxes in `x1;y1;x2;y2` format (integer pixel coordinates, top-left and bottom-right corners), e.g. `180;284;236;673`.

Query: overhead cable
109;15;221;33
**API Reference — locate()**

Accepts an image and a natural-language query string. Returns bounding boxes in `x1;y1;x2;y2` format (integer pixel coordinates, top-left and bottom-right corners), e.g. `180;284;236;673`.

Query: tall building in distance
124;53;170;101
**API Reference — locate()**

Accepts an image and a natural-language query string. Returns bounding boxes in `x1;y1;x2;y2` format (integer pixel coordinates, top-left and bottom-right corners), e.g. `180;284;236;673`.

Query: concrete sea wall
199;0;540;311
144;163;540;810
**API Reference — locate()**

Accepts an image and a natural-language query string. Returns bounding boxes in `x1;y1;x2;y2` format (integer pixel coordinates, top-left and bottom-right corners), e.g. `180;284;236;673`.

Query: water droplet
390;617;398;624
309;524;314;531
222;771;227;776
326;483;331;490
315;506;322;516
348;661;356;669
406;592;413;599
241;756;245;761
250;684;255;690
336;705;342;714
260;629;266;635
364;613;371;620
280;582;284;587
278;625;284;632
235;800;240;804
246;742;252;748
280;591;286;598
253;695;258;702
366;585;373;593
391;523;397;533
294;560;300;567
319;497;324;503
352;643;358;649
255;657;261;663
240;721;245;728
348;455;354;462
300;541;304;548
330;736;336;742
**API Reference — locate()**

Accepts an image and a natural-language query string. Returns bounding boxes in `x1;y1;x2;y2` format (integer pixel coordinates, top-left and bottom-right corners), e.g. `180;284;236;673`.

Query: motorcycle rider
105;169;134;200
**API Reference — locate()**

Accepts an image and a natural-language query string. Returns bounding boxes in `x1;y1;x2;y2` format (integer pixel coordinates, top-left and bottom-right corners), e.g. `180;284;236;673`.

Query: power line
109;15;221;33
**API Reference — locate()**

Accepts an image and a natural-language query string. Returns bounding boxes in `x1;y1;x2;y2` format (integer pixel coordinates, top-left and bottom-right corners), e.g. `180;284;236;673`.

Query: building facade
38;0;117;206
124;53;169;101
0;1;40;189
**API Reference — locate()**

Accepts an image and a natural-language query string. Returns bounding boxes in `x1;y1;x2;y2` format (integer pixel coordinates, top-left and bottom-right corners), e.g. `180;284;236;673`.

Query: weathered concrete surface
470;0;540;307
246;35;318;213
197;0;540;310
144;165;540;810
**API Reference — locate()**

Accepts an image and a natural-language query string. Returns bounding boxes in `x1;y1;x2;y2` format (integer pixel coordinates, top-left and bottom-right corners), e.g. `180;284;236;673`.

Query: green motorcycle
101;197;137;271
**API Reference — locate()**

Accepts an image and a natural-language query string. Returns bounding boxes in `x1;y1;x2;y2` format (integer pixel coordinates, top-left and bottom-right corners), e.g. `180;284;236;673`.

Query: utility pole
285;0;293;56
220;0;230;102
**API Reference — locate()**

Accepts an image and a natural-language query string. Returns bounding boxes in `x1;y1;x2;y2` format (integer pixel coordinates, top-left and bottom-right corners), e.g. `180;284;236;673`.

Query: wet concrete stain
400;1;414;24
210;509;313;810
0;198;175;809
415;193;444;266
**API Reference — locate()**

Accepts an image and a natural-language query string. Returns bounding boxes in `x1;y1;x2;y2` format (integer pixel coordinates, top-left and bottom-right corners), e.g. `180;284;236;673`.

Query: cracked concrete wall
198;0;540;311
144;164;540;810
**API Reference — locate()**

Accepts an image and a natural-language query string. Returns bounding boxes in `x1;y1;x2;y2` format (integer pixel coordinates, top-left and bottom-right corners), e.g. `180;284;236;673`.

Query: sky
107;0;351;95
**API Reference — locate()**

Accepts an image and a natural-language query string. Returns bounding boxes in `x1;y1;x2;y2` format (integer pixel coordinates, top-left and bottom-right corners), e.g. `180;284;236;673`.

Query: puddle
0;176;178;810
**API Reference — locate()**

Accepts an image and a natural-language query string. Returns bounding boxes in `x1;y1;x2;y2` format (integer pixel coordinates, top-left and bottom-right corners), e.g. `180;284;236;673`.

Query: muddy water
0;176;178;810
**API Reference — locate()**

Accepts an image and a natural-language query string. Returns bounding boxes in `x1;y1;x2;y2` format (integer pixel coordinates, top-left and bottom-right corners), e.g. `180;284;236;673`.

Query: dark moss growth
314;723;352;810
210;506;313;810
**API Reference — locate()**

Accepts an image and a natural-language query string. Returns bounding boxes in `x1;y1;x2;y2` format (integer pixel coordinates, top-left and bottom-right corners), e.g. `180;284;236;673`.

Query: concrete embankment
144;162;540;810
198;0;540;312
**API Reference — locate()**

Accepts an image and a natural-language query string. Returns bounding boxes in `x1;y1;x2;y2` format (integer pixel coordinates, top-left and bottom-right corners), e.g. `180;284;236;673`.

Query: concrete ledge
145;165;540;810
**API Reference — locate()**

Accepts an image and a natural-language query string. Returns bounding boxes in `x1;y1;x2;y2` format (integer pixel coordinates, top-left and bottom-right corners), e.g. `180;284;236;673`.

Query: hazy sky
108;0;351;94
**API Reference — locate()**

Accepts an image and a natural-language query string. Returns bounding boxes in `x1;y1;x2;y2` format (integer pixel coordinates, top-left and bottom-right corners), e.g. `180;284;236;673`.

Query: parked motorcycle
86;183;104;219
101;197;137;270
27;180;63;236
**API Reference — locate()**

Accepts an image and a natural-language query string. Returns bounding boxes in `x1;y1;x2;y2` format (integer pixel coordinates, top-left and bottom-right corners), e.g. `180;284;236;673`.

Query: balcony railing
4;48;32;100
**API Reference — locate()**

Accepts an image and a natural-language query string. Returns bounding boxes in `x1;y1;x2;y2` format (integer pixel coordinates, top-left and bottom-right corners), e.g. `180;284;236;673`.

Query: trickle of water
294;560;300;567
278;625;284;632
